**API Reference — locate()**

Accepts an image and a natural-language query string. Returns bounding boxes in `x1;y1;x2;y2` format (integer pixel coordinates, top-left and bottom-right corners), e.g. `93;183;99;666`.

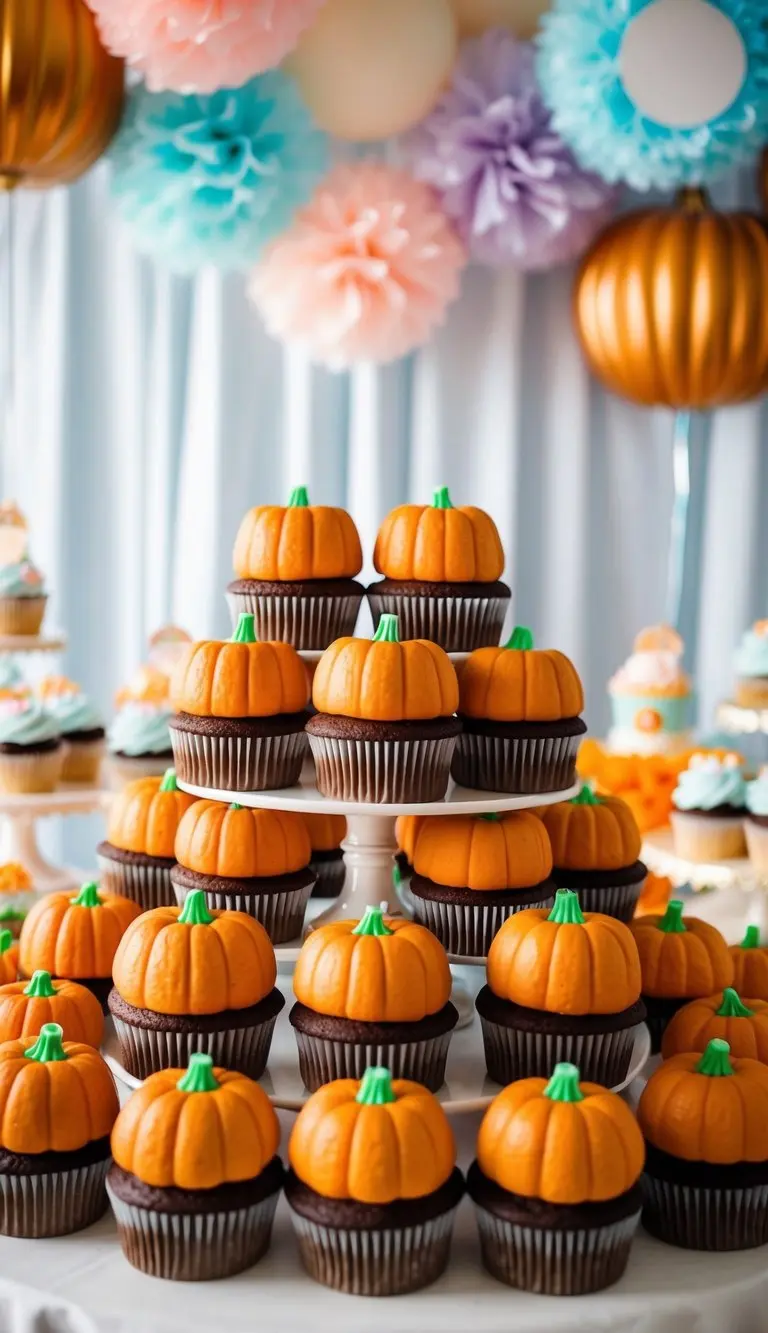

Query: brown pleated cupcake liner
0;1157;109;1238
641;1175;768;1251
98;854;176;912
410;889;555;958
61;738;105;785
478;1015;637;1088
310;856;345;898
108;1185;281;1280
288;1206;459;1296
451;731;580;795
367;591;507;653
170;726;307;793
561;879;645;924
172;875;314;945
293;1029;453;1094
226;590;363;650
0;596;47;636
111;1012;279;1081
0;746;64;794
474;1204;640;1295
308;734;457;803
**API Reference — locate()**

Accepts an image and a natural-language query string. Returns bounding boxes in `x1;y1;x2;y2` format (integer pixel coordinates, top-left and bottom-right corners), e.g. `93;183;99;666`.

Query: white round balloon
450;0;551;39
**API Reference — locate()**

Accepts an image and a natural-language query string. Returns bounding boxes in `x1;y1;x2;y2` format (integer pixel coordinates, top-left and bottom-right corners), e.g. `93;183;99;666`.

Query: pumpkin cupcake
107;1053;284;1281
171;801;315;944
108;890;283;1080
285;1066;465;1296
0;1022;118;1236
169;613;309;792
307;614;461;803
475;888;645;1086
629;898;734;1051
19;881;140;1010
638;1039;768;1249
290;905;457;1090
468;1063;645;1295
0;969;104;1046
730;926;768;998
662;988;768;1063
408;811;555;957
451;627;587;795
670;752;747;861
303;813;346;898
368;487;510;652
228;487;364;649
97;769;197;912
535;787;646;922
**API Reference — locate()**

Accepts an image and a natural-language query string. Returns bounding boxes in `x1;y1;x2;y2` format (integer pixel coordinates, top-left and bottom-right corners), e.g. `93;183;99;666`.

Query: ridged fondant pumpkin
487;889;641;1015
302;814;346;853
410;811;552;890
171;613;308;718
0;970;104;1047
233;487;362;581
629;900;733;999
0;931;17;985
106;770;196;857
458;627;584;722
730;927;768;999
662;989;768;1063
174;801;311;878
19;883;140;980
395;815;428;865
536;787;641;871
374;487;504;583
312;615;458;721
0;1022;118;1153
638;1039;768;1162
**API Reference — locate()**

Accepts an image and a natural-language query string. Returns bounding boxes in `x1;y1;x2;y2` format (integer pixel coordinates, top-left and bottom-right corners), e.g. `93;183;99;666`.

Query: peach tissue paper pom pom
86;0;327;93
249;162;467;370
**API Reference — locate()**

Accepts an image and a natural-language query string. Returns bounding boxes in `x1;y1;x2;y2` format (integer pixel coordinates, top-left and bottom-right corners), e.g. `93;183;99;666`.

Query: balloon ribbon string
666;409;692;631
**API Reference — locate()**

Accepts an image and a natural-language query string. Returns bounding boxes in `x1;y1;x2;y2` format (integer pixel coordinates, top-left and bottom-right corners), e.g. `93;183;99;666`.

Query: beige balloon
288;0;458;141
451;0;551;40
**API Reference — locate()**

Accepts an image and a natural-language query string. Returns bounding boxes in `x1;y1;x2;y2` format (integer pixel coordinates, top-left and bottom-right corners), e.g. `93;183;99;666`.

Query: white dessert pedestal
0;632;67;654
0;786;110;892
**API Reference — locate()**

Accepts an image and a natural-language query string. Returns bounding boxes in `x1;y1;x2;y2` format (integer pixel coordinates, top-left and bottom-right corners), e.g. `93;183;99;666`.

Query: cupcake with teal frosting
108;700;174;787
0;504;47;636
670;753;747;863
734;621;768;709
745;767;768;875
38;677;105;784
0;693;62;792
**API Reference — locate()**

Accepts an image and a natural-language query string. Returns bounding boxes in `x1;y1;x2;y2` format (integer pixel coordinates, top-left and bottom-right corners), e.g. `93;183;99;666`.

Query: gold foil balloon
0;0;124;189
450;0;551;39
574;190;768;409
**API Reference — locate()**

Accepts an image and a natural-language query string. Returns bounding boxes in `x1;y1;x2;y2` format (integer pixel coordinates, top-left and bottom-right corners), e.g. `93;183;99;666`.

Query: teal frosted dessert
670;754;747;863
0;694;62;792
607;625;693;756
0;555;47;636
745;768;768;875
734;621;768;709
38;677;105;784
108;699;173;787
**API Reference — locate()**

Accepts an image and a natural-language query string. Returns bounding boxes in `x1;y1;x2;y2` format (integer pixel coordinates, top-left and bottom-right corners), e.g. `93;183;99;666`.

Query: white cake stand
0;786;110;892
641;827;765;935
716;701;768;736
0;631;67;654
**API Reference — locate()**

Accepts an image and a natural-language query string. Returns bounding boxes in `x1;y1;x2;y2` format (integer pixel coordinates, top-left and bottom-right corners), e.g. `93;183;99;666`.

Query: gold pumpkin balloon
0;0;124;190
574;190;768;410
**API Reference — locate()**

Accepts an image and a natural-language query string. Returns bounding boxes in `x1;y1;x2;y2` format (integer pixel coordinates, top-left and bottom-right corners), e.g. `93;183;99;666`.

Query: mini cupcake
670;752;747;861
408;811;555;957
662;988;768;1063
629;898;734;1051
0;691;62;792
108;700;174;786
475;888;645;1087
108;891;284;1080
107;1053;284;1281
734;619;768;708
171;801;315;944
638;1039;768;1249
0;1022;118;1236
169;613;309;792
451;627;586;794
368;487;510;652
744;766;768;874
37;675;105;783
307;615;461;803
20;882;140;1010
302;813;346;898
0;501;48;635
97;769;197;912
228;487;364;649
607;624;694;756
285;1066;465;1296
535;787;646;922
468;1063;644;1295
730;926;768;998
0;970;104;1046
290;905;457;1090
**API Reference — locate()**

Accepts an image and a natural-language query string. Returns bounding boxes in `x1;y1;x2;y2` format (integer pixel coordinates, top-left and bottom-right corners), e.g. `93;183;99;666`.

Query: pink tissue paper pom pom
86;0;327;93
249;162;467;370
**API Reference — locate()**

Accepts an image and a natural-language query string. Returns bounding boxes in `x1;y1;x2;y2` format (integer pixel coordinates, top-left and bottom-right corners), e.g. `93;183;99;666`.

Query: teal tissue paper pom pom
110;73;329;272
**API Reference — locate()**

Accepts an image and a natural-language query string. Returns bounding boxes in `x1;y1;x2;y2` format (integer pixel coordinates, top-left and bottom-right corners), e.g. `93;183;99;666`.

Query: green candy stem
352;906;394;937
372;614;400;645
480;813;500;822
356;1067;396;1106
231;612;257;644
696;1038;734;1078
547;889;585;926
159;768;178;792
659;900;686;934
72;882;101;909
23;971;57;999
0;930;12;955
741;925;761;950
543;1063;585;1103
432;486;453;510
229;802;243;812
504;626;534;652
716;988;753;1019
288;486;309;508
178;890;215;926
570;784;604;807
177;1053;220;1094
392;863;402;890
25;1023;67;1064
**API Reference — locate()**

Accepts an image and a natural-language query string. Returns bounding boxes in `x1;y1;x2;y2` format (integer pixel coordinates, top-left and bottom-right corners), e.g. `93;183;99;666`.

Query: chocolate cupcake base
107;1158;284;1280
642;1146;768;1251
289;1002;458;1092
367;579;510;653
307;715;461;804
475;987;646;1087
171;864;315;945
98;842;177;912
451;717;586;795
409;874;556;957
170;712;309;793
551;862;647;924
468;1163;642;1296
310;849;345;898
108;988;285;1080
227;579;364;651
0;1136;111;1238
642;994;690;1053
285;1168;464;1296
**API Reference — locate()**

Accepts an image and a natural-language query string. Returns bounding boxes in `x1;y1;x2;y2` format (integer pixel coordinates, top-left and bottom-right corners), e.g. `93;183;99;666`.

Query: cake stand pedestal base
309;813;400;929
0;814;79;892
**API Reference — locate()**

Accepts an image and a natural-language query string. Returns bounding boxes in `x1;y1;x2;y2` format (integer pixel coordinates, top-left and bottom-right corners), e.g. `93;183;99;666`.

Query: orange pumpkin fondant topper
458;627;584;723
537;786;641;872
0;1022;118;1155
629;899;734;999
410;810;553;891
374;487;504;584
638;1038;768;1163
171;613;309;719
312;614;459;721
106;769;196;858
233;487;363;582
